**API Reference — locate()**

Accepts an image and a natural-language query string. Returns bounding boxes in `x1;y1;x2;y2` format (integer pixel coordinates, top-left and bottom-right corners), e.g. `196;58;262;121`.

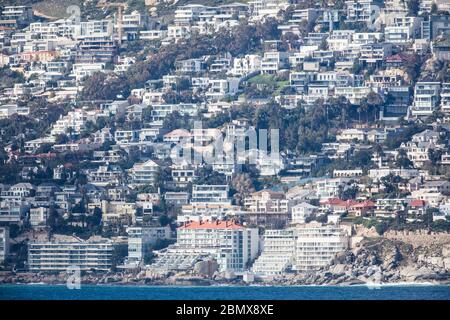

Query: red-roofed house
321;198;375;216
348;200;376;217
386;53;416;68
408;199;428;217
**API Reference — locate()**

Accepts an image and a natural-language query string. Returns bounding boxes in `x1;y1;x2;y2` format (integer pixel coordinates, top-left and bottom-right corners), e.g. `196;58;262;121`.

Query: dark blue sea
0;284;449;300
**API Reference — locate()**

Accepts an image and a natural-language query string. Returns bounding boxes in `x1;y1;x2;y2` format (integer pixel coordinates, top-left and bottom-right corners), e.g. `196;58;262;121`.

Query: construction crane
97;1;127;46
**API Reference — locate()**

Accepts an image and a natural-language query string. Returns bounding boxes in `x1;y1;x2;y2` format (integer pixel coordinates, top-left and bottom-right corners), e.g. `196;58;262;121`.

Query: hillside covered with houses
0;0;449;284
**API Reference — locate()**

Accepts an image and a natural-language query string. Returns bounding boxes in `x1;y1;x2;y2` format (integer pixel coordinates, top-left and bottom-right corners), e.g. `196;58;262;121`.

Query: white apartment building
171;163;196;187
440;83;450;114
410;82;441;117
72;63;105;83
94;200;136;224
328;30;354;51
368;168;419;181
261;51;289;74
244;190;290;213
252;229;296;276
0;200;29;223
345;0;376;24
359;43;392;65
86;165;123;187
294;223;349;271
191;185;230;204
178;202;241;223
28;239;114;272
252;223;349;276
336;128;366;142
75;20;113;39
315;178;351;200
334;86;372;104
385;17;422;44
249;0;290;20
150;220;259;272
0;227;9;264
130;160;160;185
229;54;262;76
0;104;29;118
126;226;171;267
375;198;408;217
50;109;97;137
291;202;318;224
205;78;240;100
29;207;48;227
174;4;212;25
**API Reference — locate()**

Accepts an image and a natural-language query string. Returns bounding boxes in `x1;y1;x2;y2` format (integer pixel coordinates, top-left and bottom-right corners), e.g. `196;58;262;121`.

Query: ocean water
0;284;449;300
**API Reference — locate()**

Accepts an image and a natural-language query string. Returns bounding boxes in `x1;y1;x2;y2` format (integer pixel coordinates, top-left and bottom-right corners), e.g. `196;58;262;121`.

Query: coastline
1;272;449;287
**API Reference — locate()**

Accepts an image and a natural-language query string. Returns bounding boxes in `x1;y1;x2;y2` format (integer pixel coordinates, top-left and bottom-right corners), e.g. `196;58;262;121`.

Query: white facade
0;227;9;264
252;223;349;276
294;224;348;271
29;207;48;227
291;202;318;224
191;185;230;204
150;220;259;272
410;82;441;117
126;226;171;266
130;160;159;185
28;240;114;272
252;229;295;276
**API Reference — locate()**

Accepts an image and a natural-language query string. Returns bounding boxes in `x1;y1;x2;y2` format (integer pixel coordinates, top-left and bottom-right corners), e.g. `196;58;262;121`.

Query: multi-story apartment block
252;223;349;276
291;202;318;224
150;220;259;272
126;226;171;267
345;0;377;24
0;227;9;264
261;51;289;74
440;83;450;114
50;109;97;137
410;82;441;117
29;207;48;227
0;104;29;118
315;178;352;200
294;223;349;271
244;190;290;213
229;54;262;76
385;16;422;44
191;185;230;204
251;229;296;276
28;239;114;272
130;160;160;185
249;0;290;21
375;198;408;217
86;165;124;187
359;43;392;66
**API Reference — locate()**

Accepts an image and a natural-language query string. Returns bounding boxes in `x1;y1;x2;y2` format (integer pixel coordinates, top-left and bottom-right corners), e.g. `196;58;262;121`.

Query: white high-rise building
252;223;349;276
0;227;9;264
410;82;441;117
191;185;230;204
28;239;114;272
126;226;171;267
130;160;160;185
294;223;349;271
251;229;296;276
150;220;259;272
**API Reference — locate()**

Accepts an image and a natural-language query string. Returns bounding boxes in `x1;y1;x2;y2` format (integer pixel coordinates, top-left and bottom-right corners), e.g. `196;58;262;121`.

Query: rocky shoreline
2;236;449;287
